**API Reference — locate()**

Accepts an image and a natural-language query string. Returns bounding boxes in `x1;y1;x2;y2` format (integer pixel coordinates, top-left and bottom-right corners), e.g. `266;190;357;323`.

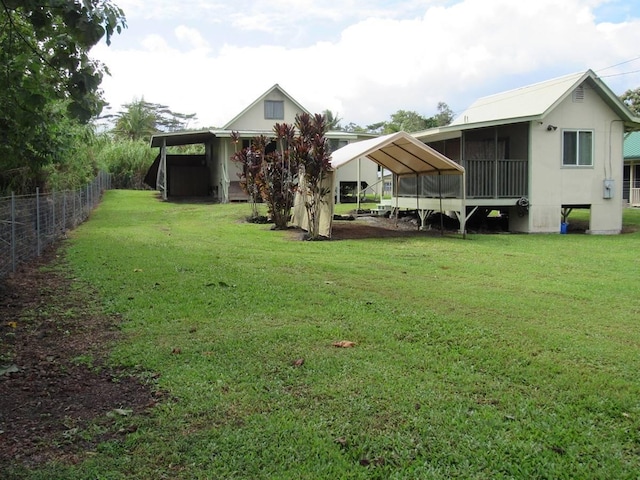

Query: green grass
21;191;640;478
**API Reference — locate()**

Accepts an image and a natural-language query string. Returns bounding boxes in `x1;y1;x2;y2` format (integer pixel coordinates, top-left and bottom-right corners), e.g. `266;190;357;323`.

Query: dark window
563;130;593;166
329;138;348;153
264;100;284;120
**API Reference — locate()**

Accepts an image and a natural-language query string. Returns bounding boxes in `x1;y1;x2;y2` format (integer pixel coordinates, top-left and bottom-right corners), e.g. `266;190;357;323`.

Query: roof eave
149;130;218;148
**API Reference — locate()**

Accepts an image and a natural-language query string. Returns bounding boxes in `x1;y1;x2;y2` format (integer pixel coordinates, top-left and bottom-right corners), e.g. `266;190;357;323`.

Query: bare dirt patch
0;247;160;470
331;215;452;239
287;214;457;241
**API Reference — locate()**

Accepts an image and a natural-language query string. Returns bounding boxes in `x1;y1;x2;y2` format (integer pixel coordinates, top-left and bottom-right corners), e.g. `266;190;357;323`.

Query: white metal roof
330;131;464;177
450;71;586;127
415;69;640;141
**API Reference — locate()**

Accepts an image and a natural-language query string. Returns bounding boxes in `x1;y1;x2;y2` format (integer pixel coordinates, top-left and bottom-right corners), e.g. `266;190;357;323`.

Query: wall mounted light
546;125;558;131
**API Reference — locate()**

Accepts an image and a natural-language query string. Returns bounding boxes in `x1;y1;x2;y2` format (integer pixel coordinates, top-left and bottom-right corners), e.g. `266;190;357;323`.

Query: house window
563;130;593;166
264;100;284;120
329;138;348;153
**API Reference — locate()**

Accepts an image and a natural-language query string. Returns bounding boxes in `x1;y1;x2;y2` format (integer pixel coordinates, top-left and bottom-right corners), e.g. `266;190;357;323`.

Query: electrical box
603;178;614;199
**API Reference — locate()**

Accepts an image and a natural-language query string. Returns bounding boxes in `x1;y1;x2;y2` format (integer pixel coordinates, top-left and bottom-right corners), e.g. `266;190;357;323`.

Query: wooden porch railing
631;188;640;207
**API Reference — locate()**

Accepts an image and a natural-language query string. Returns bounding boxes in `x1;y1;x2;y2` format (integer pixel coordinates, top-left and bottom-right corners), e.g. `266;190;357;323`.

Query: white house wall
527;82;623;234
333;158;380;199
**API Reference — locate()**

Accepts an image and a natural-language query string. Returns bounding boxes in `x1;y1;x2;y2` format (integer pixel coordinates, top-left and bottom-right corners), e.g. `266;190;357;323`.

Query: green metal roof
624;131;640;159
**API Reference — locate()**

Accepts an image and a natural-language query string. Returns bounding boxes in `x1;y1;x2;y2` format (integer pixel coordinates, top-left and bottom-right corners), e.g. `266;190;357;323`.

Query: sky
91;0;640;129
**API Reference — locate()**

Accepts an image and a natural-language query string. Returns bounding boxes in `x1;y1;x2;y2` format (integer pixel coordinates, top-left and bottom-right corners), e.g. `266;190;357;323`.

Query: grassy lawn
20;191;640;478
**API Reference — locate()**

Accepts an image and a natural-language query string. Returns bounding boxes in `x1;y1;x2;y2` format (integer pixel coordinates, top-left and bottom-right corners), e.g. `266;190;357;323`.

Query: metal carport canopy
330;131;465;177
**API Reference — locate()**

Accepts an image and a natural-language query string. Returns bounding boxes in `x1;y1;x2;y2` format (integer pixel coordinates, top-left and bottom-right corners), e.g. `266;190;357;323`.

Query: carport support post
356;157;362;214
461;170;467;239
394;174;399;227
415;173;420;230
161;138;167;200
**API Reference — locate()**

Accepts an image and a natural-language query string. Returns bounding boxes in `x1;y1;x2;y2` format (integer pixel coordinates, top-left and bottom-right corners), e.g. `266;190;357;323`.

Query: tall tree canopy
110;98;197;142
342;102;455;134
0;0;126;190
322;109;343;131
620;87;640;116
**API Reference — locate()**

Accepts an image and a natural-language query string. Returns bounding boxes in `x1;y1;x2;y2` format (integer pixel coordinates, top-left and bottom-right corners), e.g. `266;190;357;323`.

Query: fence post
62;191;66;232
36;186;41;257
11;192;16;273
52;190;56;237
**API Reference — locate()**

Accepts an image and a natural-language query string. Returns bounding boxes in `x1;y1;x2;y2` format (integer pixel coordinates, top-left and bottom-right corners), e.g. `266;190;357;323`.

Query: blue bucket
560;222;568;234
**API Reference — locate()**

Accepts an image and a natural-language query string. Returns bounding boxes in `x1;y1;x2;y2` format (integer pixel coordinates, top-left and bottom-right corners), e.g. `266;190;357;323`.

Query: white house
146;84;378;203
403;69;640;234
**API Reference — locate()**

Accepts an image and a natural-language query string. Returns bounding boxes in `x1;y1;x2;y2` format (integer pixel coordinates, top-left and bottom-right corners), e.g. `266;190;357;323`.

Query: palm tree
322;109;343;131
112;98;158;141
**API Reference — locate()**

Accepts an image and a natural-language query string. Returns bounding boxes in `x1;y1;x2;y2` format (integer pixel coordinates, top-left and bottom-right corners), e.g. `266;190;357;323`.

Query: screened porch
396;123;529;200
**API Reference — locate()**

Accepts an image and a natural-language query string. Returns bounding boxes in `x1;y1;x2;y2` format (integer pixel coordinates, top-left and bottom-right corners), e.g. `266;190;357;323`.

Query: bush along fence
0;172;111;279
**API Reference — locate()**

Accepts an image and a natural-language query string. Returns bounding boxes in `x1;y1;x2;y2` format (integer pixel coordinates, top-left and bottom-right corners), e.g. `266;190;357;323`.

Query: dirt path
0;247;159;469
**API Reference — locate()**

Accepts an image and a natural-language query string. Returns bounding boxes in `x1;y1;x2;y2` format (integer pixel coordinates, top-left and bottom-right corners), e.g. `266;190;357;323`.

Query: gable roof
330;131;464;177
450;71;585;127
222;84;310;130
415;70;640;140
624;131;640;160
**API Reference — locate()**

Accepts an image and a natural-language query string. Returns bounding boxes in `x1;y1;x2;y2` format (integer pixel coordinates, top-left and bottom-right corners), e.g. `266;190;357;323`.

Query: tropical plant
230;131;263;221
322;109;343;131
110;98;197;142
267;122;298;228
292;113;331;240
0;0;126;193
95;138;156;189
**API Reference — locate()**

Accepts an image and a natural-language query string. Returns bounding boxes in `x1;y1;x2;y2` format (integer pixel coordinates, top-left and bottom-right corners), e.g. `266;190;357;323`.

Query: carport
330;131;466;235
147;130;219;200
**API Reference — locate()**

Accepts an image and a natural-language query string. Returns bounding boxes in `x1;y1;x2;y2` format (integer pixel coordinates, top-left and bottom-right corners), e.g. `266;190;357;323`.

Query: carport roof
330;131;464;177
150;130;219;148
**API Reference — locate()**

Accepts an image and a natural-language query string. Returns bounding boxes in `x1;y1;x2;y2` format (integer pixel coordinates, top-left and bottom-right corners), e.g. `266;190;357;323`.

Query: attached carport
147;130;220;200
330;131;466;235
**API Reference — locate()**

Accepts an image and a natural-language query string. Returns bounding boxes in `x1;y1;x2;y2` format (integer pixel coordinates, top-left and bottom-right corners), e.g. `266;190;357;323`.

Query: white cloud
175;26;210;51
93;0;640;128
140;34;172;53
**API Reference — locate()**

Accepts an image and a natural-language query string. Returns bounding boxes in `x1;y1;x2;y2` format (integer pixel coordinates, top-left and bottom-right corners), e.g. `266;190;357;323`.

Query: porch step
371;203;393;216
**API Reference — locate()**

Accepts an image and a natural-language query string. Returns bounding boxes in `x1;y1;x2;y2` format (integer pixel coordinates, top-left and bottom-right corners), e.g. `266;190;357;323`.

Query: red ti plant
259;125;299;229
292;113;331;240
230;131;262;220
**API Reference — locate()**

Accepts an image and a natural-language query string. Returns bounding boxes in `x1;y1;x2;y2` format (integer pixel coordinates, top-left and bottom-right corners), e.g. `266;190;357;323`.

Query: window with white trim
264;100;284;120
562;130;593;166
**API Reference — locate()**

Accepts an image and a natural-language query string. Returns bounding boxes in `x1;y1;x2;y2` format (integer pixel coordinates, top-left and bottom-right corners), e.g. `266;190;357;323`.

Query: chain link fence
0;172;111;279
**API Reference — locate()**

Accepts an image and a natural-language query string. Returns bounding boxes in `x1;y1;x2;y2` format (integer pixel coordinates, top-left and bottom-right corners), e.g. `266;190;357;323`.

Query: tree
383;110;432;133
620;87;640;116
261;124;298;229
323;109;343;131
343;122;368;133
432;101;454;126
230;132;262;220
293;113;331;240
0;0;126;192
230;113;332;238
110;98;196;142
230;127;298;228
